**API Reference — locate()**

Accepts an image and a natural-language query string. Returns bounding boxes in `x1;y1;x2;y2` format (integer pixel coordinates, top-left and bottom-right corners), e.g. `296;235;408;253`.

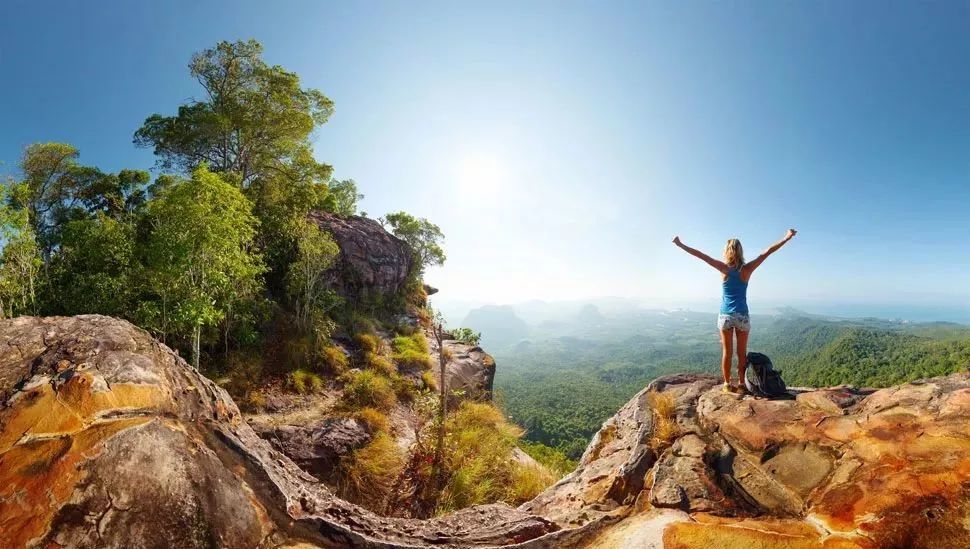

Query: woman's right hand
786;229;797;240
672;236;682;246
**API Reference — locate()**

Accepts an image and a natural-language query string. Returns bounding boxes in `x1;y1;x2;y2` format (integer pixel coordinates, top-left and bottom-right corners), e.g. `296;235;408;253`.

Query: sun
454;151;505;203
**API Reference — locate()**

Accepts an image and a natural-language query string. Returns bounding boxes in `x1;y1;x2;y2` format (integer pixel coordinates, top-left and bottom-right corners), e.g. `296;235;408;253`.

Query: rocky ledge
524;372;970;548
2;316;968;548
0;316;555;548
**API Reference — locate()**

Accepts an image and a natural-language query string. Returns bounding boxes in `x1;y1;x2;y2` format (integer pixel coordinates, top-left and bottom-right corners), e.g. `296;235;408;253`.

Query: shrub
336;432;405;511
289;369;323;394
364;351;396;376
509;463;555;504
647;391;678;453
392;333;433;370
433;401;557;514
421;371;438;391
451;328;482;346
390;373;418;403
355;407;390;434
355;333;383;355
343;370;397;412
321;344;349;373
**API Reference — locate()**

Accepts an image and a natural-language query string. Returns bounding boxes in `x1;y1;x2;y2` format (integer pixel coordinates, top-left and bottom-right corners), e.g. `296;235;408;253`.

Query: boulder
427;331;496;402
308;211;414;300
0;316;558;548
527;371;970;548
254;417;373;480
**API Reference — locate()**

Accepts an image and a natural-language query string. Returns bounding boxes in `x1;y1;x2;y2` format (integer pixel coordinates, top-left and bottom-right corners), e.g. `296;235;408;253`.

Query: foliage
45;214;136;317
421;371;439;391
0;182;41;318
324;179;364;217
380;211;446;273
141;164;264;367
285;218;340;334
432;401;553;513
392;332;433;370
342;370;397;412
451;328;482;346
517;440;577;477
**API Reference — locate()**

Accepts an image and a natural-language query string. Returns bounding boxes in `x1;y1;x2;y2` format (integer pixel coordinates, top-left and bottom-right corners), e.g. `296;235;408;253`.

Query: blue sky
1;1;968;315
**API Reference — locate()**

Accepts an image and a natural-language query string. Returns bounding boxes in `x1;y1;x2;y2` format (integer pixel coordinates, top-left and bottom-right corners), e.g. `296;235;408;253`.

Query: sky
1;1;968;317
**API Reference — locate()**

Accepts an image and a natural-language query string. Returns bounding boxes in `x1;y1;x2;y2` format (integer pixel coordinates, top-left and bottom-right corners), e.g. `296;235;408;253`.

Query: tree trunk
192;324;201;370
433;322;447;490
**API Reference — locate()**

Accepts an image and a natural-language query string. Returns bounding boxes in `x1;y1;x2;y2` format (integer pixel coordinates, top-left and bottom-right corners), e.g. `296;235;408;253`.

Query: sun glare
454;152;505;203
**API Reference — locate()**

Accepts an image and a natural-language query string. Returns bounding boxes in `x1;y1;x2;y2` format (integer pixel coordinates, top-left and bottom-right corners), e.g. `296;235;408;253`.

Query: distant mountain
461;305;530;349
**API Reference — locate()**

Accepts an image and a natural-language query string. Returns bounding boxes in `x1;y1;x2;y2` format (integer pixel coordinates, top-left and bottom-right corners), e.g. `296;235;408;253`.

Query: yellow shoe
722;382;732;393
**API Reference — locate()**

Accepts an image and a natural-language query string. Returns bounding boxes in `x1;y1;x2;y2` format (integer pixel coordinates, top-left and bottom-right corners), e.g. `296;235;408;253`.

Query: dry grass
355;333;383;355
354;407;390;434
647;390;679;453
364;351;396;376
509;463;556;504
321;344;349;374
421;371;438;391
336;432;405;511
289;369;324;394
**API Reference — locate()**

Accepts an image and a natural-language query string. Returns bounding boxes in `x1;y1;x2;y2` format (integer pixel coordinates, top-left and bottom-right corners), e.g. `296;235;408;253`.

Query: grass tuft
342;370;397;411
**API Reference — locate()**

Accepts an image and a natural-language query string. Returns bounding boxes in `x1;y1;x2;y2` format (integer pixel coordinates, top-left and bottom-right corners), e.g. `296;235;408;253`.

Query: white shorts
718;313;750;332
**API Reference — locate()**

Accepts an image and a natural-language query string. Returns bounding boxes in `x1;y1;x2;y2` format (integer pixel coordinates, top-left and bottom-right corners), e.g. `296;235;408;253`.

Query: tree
133;39;334;187
15;143;150;256
45;214;136;317
324;179;364;217
380;211;446;273
134;40;343;295
143;165;264;368
285;218;340;336
0;181;41;318
431;313;450;490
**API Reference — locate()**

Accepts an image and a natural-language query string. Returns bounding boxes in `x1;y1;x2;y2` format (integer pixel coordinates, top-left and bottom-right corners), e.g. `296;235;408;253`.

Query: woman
672;229;797;393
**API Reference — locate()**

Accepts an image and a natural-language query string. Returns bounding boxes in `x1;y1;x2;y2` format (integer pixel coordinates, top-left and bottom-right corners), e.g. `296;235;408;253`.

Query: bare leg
720;329;734;385
736;329;749;386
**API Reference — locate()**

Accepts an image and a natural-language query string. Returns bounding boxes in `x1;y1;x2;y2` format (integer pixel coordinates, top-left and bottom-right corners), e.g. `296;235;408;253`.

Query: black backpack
744;352;789;398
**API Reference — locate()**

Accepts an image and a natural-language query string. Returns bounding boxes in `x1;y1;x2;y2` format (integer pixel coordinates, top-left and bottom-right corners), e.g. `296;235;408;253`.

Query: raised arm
672;236;728;274
743;229;797;274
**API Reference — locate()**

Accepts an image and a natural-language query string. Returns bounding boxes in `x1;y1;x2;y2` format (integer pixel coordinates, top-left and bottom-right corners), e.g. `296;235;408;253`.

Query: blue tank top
720;268;749;314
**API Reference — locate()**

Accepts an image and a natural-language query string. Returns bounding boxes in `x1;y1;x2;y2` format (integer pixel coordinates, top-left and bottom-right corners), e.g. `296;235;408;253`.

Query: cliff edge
1;316;968;547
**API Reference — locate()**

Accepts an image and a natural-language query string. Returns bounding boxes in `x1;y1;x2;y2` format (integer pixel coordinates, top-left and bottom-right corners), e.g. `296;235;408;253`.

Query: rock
428;332;496;402
528;371;970;547
255;417;373;480
4;315;970;548
308;211;414;300
0;316;558;548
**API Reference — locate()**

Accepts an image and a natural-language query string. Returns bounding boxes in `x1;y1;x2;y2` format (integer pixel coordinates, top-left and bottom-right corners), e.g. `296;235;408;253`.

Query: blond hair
724;239;745;270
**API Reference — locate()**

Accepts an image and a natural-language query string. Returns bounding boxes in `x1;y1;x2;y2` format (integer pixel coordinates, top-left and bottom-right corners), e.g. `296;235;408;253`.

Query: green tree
324;179;364;217
134;40;342;295
134;39;334;185
142;165;264;368
45;214;136;317
380;211;446;273
15;143;150;256
285;218;340;336
0;181;41;318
